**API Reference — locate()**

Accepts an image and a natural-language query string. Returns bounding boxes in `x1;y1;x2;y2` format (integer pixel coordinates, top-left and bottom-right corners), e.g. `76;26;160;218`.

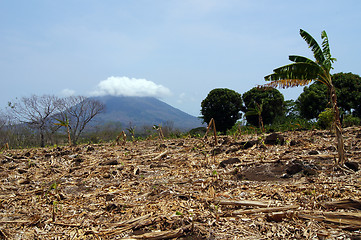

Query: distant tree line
0;95;104;148
2;72;360;149
201;72;361;133
0;94;183;149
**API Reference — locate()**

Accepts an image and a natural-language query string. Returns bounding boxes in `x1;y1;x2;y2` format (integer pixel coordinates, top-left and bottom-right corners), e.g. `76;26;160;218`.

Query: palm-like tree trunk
66;125;72;146
329;85;346;165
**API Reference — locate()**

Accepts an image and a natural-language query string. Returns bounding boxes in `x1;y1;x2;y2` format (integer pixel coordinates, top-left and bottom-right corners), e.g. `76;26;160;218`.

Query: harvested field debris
1;127;361;239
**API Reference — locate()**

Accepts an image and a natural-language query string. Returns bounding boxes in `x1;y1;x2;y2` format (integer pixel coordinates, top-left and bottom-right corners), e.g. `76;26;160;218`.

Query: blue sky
1;0;360;116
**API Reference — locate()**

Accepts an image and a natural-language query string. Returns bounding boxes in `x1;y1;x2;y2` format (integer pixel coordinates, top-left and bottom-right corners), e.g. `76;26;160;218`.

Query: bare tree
8;95;62;147
0;111;7;131
59;96;105;144
0;111;9;146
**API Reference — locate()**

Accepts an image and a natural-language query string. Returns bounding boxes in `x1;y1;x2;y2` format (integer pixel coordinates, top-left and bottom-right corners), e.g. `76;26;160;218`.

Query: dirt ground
1;127;361;239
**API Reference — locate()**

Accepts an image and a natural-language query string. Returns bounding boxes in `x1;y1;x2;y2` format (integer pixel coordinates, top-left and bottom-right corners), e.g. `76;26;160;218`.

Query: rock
290;140;298;146
105;203;118;212
345;161;359;172
101;159;119;165
308;150;319;155
241;140;258;149
221;136;232;145
18;168;27;174
303;168;317;176
286;161;304;175
219;158;241;168
265;133;285;145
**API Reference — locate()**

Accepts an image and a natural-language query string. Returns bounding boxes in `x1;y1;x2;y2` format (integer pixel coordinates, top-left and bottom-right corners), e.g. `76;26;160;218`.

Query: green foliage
267;117;315;132
342;114;361;127
284;100;300;119
54;116;72;145
245;101;264;132
242;87;285;126
332;72;361;117
201;88;243;133
188;127;207;137
296;82;328;120
126;124;136;141
317;108;334;129
175;211;183;216
296;72;361;119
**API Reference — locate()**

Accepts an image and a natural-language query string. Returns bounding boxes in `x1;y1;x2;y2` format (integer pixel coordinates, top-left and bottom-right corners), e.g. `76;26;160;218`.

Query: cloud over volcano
91;76;171;98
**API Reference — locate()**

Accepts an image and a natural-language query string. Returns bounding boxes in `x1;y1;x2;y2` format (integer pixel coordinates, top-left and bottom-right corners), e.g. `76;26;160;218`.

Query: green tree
317;108;334;130
242;87;284;126
245;101;264;132
296;82;328;120
332;72;361;117
201;88;243;133
296;72;361;120
284;100;300;119
263;29;346;166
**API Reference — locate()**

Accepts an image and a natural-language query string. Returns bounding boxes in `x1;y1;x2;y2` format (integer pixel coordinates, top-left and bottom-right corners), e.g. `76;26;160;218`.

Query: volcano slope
0;127;361;239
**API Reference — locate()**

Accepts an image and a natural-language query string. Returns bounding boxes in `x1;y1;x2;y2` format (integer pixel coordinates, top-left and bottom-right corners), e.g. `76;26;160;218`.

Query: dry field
1;127;361;239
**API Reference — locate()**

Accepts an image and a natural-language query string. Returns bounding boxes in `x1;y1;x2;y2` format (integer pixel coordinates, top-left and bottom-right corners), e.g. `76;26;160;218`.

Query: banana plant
263;29;345;166
54;116;72;146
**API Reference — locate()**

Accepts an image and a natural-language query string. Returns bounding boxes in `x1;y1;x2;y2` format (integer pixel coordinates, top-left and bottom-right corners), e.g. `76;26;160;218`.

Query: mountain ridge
91;95;203;130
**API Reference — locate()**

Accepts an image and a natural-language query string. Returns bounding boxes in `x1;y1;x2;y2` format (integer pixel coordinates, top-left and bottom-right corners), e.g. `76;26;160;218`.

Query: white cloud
91;76;171;98
60;88;76;96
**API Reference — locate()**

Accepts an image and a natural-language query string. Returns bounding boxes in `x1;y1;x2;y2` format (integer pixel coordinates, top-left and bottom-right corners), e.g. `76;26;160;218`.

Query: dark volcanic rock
219;158;241;168
345;161;359;172
265;133;285;145
101;159;119;166
240;140;258;149
286;162;304;175
290;140;298;146
303;168;318;176
308;150;319;155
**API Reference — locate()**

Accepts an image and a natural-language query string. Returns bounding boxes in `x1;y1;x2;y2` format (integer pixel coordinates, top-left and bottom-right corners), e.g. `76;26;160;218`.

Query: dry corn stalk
114;131;127;146
153;125;164;140
204;118;217;145
0;143;9;151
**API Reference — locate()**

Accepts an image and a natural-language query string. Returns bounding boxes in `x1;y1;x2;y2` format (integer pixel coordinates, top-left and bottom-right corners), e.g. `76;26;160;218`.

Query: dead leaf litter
1;127;361;239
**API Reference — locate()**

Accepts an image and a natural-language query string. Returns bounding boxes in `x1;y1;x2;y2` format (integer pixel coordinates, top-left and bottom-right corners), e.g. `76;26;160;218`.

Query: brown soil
1;127;361;239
